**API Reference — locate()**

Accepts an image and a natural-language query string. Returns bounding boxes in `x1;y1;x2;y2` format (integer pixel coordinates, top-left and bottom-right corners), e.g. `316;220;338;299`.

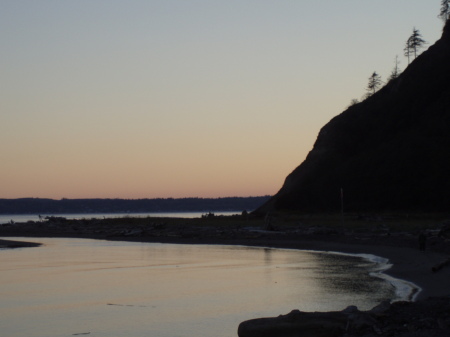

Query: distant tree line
0;196;271;215
349;1;448;106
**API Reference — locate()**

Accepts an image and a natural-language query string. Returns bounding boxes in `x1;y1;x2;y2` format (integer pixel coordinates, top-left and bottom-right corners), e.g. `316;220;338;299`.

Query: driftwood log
238;298;450;337
432;258;450;273
238;304;385;337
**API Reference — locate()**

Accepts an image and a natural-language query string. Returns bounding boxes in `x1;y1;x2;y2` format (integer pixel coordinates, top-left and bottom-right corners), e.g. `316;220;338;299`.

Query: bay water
0;237;412;337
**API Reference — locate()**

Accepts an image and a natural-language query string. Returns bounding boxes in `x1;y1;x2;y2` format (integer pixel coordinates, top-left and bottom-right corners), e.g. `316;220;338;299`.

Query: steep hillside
257;21;450;213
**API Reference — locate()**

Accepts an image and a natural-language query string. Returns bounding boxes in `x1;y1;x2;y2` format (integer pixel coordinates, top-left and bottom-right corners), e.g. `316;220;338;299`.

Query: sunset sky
1;1;444;199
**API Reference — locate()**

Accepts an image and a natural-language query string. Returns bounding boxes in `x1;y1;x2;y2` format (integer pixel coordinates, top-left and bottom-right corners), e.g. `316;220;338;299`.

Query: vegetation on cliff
258;19;450;213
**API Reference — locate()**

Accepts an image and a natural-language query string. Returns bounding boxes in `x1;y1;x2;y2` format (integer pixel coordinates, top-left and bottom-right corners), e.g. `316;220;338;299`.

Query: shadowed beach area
0;238;41;249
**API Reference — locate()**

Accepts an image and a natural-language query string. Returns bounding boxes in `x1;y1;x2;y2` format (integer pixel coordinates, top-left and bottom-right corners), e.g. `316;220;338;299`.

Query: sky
1;1;445;199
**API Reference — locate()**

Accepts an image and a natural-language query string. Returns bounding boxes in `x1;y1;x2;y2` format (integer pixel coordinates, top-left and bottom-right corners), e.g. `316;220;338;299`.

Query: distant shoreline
0;196;270;216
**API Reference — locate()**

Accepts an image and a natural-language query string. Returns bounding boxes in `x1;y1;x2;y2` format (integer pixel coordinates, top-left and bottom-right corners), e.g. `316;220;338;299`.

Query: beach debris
438;223;450;240
238;297;450;337
237;306;386;337
107;303;148;308
431;257;450;272
238;309;346;337
263;212;276;231
419;231;427;251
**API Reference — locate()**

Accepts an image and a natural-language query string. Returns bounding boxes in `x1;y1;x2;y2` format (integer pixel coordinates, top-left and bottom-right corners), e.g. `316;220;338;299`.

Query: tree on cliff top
388;55;401;82
439;0;450;23
404;28;427;64
366;72;382;96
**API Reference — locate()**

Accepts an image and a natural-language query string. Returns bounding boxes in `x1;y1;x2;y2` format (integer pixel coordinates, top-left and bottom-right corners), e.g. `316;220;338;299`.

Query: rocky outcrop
257;21;450;213
238;298;450;337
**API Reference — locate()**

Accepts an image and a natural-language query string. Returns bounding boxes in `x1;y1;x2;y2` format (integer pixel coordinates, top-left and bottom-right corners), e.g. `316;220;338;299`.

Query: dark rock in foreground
257;21;450;213
238;308;349;337
238;298;450;337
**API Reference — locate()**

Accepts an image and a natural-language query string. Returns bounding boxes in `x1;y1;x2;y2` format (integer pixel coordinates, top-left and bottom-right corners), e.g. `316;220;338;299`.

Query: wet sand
0;238;41;249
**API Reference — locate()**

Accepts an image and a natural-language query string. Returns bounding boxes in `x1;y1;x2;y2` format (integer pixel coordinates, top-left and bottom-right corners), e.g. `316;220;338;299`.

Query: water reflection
0;238;400;337
263;247;273;263
302;252;395;303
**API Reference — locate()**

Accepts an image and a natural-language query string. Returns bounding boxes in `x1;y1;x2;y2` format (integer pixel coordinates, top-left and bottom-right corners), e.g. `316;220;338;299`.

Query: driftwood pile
238;298;450;337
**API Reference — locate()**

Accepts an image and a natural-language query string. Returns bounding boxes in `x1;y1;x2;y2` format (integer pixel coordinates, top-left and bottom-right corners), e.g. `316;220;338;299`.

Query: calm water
0;238;410;337
0;212;237;224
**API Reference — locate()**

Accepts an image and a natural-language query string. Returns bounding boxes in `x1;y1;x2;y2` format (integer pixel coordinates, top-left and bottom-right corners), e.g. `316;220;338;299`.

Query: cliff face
258;21;450;213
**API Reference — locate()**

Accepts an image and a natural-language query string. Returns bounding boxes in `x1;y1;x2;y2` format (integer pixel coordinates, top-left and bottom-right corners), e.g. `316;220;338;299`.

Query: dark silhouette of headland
257;20;450;214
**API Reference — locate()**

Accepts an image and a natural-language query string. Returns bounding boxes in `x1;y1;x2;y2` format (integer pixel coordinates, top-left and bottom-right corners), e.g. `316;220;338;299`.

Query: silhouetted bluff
257;21;450;213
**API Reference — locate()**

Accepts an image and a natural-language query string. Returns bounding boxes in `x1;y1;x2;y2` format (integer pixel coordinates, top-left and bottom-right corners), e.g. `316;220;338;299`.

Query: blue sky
0;1;444;198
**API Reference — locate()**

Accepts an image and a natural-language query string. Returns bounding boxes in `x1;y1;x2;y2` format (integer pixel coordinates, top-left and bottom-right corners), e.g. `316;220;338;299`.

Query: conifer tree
439;0;450;23
388;55;401;81
366;72;382;96
404;28;427;64
404;36;413;65
348;98;360;107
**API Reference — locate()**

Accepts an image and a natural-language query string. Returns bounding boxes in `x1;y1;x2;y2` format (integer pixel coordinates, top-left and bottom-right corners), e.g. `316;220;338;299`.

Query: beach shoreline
2;216;450;336
1;216;449;301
